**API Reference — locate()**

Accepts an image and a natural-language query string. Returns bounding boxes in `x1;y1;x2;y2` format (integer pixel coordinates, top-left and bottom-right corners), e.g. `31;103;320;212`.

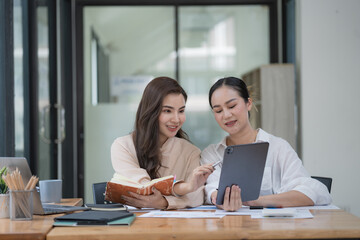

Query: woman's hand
211;185;242;212
173;164;214;196
121;187;168;209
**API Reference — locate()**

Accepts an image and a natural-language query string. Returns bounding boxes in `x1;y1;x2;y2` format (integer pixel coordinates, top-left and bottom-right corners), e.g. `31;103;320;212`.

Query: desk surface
0;198;82;240
47;209;360;240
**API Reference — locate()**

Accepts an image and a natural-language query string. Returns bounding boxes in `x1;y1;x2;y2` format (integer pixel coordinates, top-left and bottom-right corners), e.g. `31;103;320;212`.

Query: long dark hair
209;77;250;108
133;77;189;179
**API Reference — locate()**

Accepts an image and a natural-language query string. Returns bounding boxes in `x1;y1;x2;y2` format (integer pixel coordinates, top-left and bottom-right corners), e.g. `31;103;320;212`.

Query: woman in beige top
111;77;213;209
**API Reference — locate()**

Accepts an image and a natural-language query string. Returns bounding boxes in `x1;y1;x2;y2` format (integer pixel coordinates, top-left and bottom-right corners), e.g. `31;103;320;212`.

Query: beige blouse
110;134;204;209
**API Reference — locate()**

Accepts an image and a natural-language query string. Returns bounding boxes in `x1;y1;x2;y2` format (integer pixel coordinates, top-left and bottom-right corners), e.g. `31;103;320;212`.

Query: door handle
55;103;65;144
39;104;66;144
40;104;52;144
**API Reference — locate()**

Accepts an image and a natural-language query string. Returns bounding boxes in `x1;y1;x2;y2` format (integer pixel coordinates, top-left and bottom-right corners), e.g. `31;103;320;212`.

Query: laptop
0;157;89;215
216;142;269;205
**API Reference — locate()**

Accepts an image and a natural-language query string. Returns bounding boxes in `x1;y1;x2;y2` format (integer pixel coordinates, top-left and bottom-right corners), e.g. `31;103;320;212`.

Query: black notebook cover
54;210;134;225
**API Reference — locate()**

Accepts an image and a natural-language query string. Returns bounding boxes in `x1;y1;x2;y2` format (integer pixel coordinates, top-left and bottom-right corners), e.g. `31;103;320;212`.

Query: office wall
297;0;360;217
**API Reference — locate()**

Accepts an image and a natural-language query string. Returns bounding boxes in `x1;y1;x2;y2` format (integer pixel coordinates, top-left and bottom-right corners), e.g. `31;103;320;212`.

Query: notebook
54;210;134;225
53;215;136;226
216;142;269;205
0;157;89;215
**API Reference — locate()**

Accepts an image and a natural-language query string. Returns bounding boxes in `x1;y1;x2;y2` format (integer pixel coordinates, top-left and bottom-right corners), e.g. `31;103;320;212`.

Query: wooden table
0;198;82;240
47;209;360;240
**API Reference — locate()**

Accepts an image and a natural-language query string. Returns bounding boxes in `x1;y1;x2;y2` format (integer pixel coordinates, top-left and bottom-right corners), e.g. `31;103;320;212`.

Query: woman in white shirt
201;77;332;211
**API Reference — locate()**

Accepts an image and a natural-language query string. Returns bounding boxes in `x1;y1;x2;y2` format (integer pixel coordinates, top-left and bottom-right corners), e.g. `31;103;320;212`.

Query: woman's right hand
211;185;242;212
188;163;214;192
173;164;214;196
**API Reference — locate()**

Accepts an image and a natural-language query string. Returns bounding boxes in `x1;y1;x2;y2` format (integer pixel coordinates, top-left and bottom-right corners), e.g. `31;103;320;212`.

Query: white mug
39;179;62;203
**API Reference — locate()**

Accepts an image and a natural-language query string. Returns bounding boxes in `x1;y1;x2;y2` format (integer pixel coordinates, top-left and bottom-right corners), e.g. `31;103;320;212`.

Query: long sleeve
161;140;204;209
111;135;151;184
270;138;332;205
110;135;204;209
200;144;223;204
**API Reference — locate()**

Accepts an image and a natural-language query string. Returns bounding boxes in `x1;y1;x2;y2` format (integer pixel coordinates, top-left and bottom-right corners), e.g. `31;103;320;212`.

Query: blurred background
1;0;359;217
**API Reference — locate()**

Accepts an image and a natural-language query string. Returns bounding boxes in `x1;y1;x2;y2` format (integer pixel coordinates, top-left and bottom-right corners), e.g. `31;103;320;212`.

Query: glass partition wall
179;6;269;150
13;0;56;180
83;6;176;202
83;5;270;202
14;0;25;157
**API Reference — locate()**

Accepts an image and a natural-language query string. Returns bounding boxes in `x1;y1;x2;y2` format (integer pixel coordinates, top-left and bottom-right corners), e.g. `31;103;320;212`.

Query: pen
250;205;283;210
250;206;263;210
212;160;222;168
265;206;283;209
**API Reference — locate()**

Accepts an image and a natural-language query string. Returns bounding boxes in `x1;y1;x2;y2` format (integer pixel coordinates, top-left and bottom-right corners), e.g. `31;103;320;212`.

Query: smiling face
210;86;252;136
158;93;186;145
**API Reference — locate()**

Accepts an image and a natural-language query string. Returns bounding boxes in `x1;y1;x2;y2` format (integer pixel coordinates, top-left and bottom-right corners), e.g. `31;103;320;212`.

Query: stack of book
53;204;135;226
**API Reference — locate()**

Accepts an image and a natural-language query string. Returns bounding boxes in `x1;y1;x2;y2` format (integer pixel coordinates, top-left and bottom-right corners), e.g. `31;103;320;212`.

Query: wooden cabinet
242;64;296;148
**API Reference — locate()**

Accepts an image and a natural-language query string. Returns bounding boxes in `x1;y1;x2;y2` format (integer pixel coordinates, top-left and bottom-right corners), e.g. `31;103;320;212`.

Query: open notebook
0;157;89;215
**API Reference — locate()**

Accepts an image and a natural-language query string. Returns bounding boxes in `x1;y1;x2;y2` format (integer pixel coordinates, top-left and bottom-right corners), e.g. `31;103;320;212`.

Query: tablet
216;142;269;205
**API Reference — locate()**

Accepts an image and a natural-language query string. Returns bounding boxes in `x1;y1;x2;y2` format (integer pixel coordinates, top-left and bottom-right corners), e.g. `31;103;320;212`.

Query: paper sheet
215;204;339;216
126;206;158;212
128;204;338;217
251;209;313;219
214;206;260;215
138;211;225;218
292;204;340;210
179;205;217;211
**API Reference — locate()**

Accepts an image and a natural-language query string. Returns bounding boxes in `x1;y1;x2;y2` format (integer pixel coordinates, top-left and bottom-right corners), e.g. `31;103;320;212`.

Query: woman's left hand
121;187;168;209
219;185;243;212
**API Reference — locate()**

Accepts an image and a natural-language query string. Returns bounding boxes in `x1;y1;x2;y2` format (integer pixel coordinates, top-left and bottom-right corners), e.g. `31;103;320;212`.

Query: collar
255;128;270;143
215;136;227;152
215;128;269;151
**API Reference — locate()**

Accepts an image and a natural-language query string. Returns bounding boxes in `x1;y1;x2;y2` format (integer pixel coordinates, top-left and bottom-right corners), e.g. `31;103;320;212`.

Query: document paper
139;211;225;218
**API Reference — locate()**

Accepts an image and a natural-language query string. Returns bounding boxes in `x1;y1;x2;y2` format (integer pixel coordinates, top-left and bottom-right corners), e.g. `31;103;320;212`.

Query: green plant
0;166;8;194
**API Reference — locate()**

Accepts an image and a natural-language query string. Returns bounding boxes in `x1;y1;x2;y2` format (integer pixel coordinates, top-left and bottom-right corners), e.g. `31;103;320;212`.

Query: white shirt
200;128;332;205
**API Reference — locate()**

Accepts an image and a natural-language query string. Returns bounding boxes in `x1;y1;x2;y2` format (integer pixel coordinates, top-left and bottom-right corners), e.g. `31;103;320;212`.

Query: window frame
73;0;279;198
0;0;15;157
